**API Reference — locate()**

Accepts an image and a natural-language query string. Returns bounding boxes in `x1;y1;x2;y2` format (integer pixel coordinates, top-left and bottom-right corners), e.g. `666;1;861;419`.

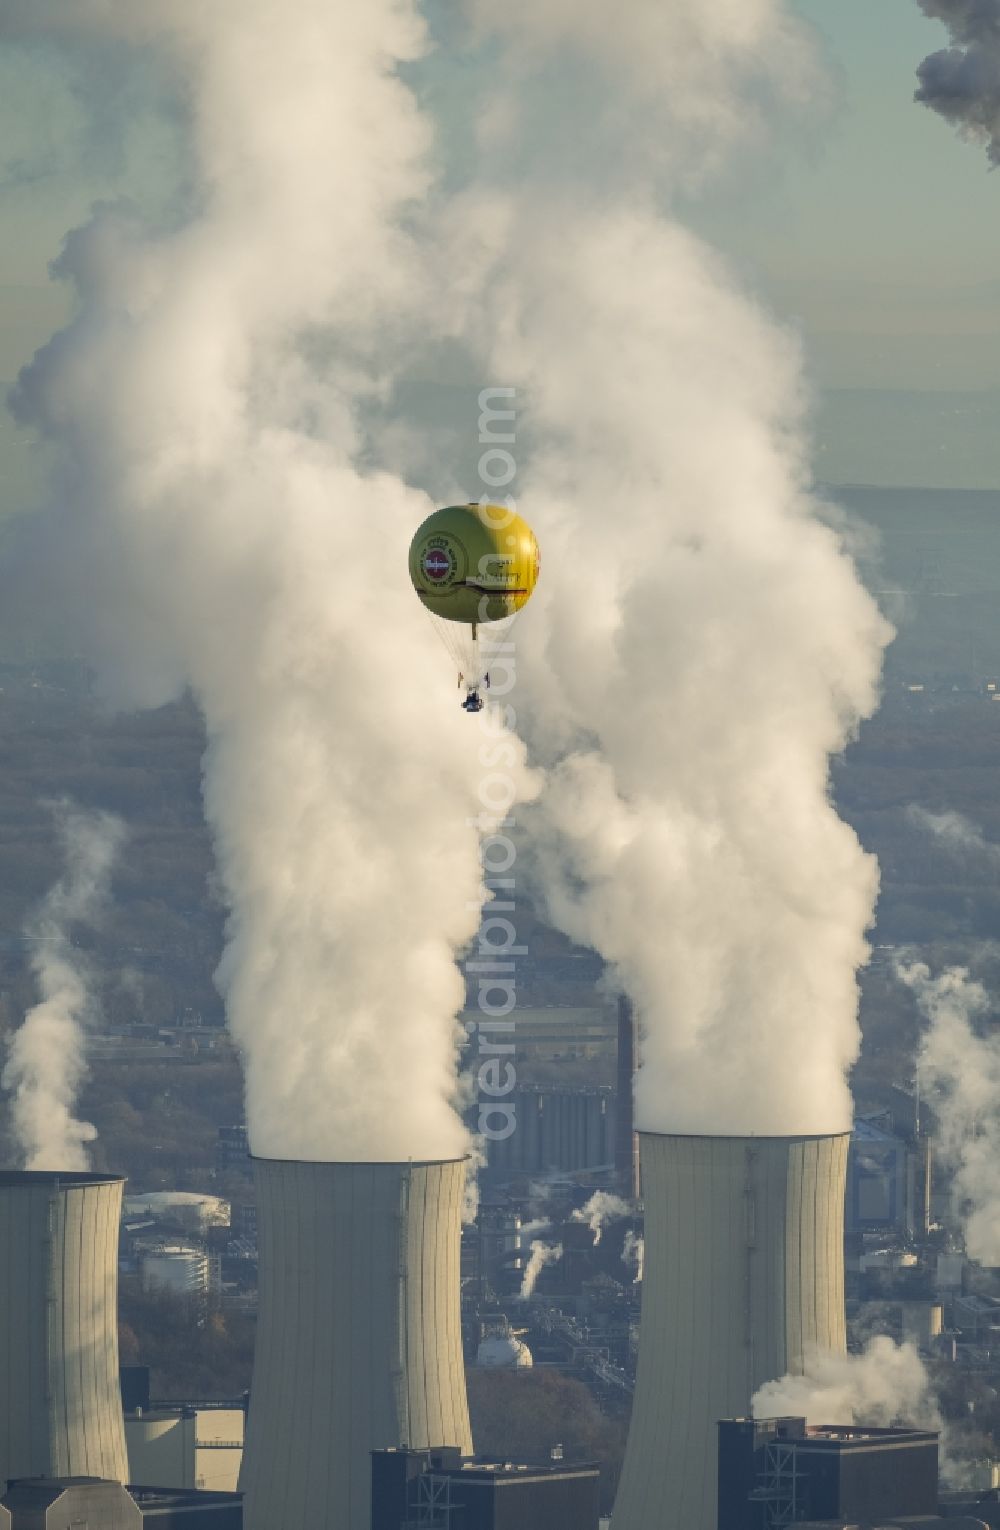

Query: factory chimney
0;1171;128;1484
612;1132;848;1530
616;996;640;1200
239;1157;473;1530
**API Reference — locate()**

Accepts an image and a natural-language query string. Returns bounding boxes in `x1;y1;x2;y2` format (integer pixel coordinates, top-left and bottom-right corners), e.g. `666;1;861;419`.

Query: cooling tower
239;1156;473;1530
613;1132;848;1530
0;1170;128;1484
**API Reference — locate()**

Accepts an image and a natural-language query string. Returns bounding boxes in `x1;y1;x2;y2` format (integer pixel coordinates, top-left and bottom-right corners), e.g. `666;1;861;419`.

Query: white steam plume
519;1239;562;1299
2;803;124;1170
519;1217;553;1242
908;805;1000;864
899;959;1000;1263
571;1190;630;1245
621;1229;644;1283
6;0;887;1155
752;1337;941;1431
461;0;819;179
4;4;536;1160
915;1;1000;164
440;4;890;1134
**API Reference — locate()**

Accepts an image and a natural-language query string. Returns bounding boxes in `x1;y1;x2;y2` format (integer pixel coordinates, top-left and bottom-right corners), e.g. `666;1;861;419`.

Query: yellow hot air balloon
409;502;540;710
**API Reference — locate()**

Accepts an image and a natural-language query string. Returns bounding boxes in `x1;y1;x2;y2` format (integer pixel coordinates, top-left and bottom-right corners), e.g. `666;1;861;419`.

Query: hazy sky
1;0;998;497
694;0;1000;395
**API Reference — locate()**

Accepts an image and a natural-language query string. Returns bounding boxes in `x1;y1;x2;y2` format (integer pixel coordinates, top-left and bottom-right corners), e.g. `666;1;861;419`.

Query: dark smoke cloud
916;1;1000;163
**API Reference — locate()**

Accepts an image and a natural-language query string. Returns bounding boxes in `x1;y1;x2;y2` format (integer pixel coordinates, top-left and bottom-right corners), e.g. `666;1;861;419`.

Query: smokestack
613;1132;848;1530
616;995;640;1200
0;1170;128;1484
239;1157;473;1530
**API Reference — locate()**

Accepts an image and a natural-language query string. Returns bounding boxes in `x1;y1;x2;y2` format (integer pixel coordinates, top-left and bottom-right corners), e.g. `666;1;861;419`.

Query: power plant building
847;1115;931;1238
0;1480;242;1528
717;1415;939;1530
371;1447;600;1530
0;1171;128;1485
612;1132;849;1530
2;1480;139;1530
478;1087;615;1177
238;1157;472;1530
125;1406;244;1492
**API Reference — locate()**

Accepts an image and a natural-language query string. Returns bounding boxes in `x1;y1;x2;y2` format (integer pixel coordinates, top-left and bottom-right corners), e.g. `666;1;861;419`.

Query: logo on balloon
421;540;456;583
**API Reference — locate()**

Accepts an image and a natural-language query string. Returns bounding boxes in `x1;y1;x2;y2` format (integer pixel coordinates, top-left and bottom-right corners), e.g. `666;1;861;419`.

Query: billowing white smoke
753;1337;940;1431
915;1;1000;163
571;1190;629;1245
2;802;124;1169
519;1239;562;1299
899;959;1000;1263
3;3;535;1160
441;2;890;1134
621;1229;644;1283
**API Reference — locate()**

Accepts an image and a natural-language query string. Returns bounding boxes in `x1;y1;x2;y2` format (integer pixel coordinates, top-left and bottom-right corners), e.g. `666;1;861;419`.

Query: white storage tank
476;1334;533;1368
124;1192;230;1233
141;1246;210;1298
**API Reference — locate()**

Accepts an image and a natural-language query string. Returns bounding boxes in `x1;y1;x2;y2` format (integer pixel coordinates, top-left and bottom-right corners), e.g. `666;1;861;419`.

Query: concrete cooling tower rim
636;1131;851;1143
248;1154;469;1166
0;1171;125;1187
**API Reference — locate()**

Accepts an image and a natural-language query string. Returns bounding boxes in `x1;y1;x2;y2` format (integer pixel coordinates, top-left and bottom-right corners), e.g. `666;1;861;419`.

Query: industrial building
0;1171;128;1485
125;1403;244;1492
371;1447;600;1529
848;1114;931;1238
2;1480;138;1530
612;1133;849;1530
216;1125;250;1173
140;1245;212;1299
238;1157;472;1530
717;1416;939;1530
128;1485;242;1527
465;1006;617;1063
476;1204;522;1293
477;1086;615;1177
0;1479;241;1529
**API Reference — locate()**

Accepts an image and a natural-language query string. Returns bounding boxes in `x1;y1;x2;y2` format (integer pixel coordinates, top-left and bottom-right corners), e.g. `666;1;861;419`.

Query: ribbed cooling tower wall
0;1170;128;1484
613;1132;849;1530
239;1157;473;1530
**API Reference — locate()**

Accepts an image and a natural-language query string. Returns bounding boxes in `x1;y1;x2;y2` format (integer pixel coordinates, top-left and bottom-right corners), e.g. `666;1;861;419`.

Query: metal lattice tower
749;1440;803;1530
401;1471;457;1529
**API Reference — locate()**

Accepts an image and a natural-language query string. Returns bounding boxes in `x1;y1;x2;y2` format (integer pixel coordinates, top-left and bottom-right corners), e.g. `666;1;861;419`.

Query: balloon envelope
409;503;540;626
